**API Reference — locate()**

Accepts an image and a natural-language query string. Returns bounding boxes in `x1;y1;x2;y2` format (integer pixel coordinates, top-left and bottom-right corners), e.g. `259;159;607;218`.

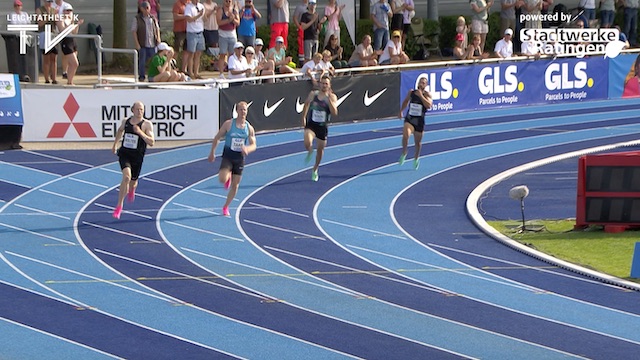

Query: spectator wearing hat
254;38;266;64
494;28;514;58
185;0;206;79
244;46;265;82
139;0;161;21
56;3;84;85
371;0;393;51
238;0;261;48
300;0;326;63
378;30;409;65
269;0;290;48
148;42;188;82
132;1;161;81
227;41;251;85
263;36;298;82
4;0;31;82
453;33;467;60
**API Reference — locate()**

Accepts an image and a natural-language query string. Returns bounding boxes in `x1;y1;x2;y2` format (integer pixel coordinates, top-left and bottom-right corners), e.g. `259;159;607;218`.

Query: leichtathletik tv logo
519;11;626;58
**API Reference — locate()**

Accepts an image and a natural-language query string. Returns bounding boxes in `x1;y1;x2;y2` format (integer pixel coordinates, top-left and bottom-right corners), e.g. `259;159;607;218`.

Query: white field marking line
22;149;95;168
190;187;239;201
164;221;244;242
132;192;163;202
321;219;406;240
68;176;110;188
142;176;184;189
82;221;162;244
248;202;308;217
0;316;122;359
6;251;177;304
244;219;326;241
524;171;577;175
0;160;62;177
38;188;86;202
99;167;122;175
93;203;153;220
182;247;363;298
341;205;367;209
264;245;450;295
95;249;269;301
555;177;577;180
0;278;85;308
0;178;31;188
14;203;70;221
0;252;86;307
173;202;220;215
418;204;443;207
0;222;76;245
13;161;69;164
346;244;539;293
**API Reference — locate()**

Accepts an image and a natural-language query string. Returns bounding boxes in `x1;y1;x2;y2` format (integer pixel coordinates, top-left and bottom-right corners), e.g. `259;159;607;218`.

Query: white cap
157;42;169;51
275;36;285;43
255;38;264;46
245;46;255;54
234;41;245;49
62;3;73;10
309;0;316;4
504;28;513;36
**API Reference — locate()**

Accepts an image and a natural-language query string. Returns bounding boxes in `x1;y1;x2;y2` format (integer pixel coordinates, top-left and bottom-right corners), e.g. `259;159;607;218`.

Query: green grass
487;220;640;283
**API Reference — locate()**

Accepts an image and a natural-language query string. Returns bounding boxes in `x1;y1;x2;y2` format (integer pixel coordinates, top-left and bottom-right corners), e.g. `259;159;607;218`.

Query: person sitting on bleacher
148;42;188;82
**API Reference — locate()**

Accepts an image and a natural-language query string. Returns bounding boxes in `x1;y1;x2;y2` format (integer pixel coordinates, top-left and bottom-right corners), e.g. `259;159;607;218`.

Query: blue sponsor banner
0;74;24;126
609;53;639;98
401;57;609;114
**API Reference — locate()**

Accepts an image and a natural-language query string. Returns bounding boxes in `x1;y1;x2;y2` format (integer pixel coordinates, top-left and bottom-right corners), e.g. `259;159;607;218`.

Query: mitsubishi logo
47;93;96;138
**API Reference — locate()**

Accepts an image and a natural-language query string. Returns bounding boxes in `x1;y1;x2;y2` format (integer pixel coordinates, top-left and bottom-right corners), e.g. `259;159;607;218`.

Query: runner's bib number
123;133;139;149
312;109;327;123
409;103;423;117
231;137;245;152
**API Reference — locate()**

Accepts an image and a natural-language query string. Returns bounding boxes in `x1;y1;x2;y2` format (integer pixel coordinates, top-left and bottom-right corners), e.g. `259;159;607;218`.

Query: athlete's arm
243;124;257;156
208;119;231;162
418;90;433;109
111;118;127;155
399;90;412;118
135;120;156;147
301;91;315;127
328;93;338;116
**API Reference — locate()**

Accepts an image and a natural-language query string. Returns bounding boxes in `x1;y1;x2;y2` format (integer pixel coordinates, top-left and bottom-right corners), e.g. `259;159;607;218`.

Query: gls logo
544;62;590;91
478;65;519;95
421;72;453;100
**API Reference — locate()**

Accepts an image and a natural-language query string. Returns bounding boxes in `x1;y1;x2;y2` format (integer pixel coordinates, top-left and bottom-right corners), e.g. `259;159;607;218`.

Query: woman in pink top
323;0;345;48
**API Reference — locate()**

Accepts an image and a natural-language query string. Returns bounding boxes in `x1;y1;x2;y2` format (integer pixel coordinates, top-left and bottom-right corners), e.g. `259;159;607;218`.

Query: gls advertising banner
401;57;608;114
21;89;219;141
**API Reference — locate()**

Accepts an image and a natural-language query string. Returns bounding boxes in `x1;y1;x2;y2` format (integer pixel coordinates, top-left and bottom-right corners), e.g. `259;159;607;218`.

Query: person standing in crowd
470;0;493;52
293;0;309;64
112;101;155;219
207;101;257;217
390;0;405;34
301;76;338;182
620;0;638;47
398;76;432;170
371;0;393;51
300;0;324;63
500;0;520;38
600;0;616;28
494;28;514;58
202;0;219;61
53;0;70;80
579;0;596;22
184;0;206;79
216;0;240;79
237;0;261;48
323;0;345;48
132;1;161;82
269;0;290;48
401;0;415;48
37;0;58;84
140;0;161;21
172;0;189;72
57;3;83;86
5;0;31;82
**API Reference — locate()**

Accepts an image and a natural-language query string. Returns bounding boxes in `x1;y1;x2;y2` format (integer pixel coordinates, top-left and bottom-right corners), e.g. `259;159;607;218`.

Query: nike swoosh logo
264;98;285;117
364;88;387;107
295;97;305;113
336;91;352;107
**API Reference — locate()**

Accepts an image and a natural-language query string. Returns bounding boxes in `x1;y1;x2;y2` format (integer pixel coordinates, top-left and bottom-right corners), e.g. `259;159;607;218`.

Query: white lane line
182;247;363;298
0;222;76;245
143;177;184;189
14;203;70;221
322;219;406;240
82;221;162;244
95;249;269;301
341;205;367;209
1;161;62;177
243;219;325;241
248;202;307;217
164;220;244;242
38;189;86;202
22;150;95;168
68;177;110;189
418;204;443;207
524;171;577;175
191;188;238;201
0;178;32;188
132;192;163;202
93;203;153;220
555;177;577;180
173;202;219;215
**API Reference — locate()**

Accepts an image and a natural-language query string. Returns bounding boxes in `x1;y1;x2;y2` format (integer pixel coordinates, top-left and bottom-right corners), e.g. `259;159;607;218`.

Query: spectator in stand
541;0;553;27
227;41;251;85
579;0;596;22
53;0;70;80
524;0;543;29
5;0;31;82
148;43;188;82
254;38;267;63
470;0;493;52
294;0;310;64
453;33;467;60
238;0;261;48
264;36;299;81
244;46;265;82
37;0;58;84
301;0;324;63
140;0;161;21
378;30;409;65
301;52;326;86
216;0;240;79
320;50;336;77
390;0;405;33
620;0;638;47
270;0;290;48
132;1;161;82
348;34;382;67
500;0;521;38
494;28;514;58
203;0;219;60
521;39;541;58
466;34;490;59
324;0;345;48
401;0;415;48
600;0;615;28
172;0;189;72
185;0;206;79
324;34;348;69
371;0;393;51
57;3;83;85
456;15;469;50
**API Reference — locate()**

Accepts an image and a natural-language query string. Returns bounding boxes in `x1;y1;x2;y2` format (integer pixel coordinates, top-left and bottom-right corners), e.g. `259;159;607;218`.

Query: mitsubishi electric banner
401;57;609;114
